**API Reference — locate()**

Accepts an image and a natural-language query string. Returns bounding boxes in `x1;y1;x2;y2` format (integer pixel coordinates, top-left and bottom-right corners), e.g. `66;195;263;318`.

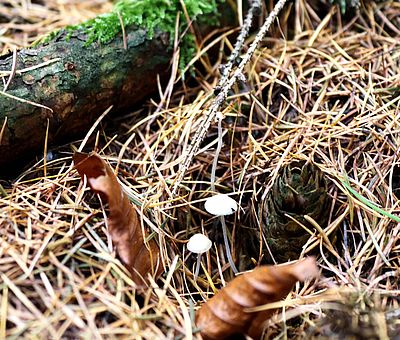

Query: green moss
40;0;222;69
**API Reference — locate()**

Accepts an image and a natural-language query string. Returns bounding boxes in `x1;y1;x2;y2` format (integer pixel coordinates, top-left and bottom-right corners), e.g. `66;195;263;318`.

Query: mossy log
0;27;173;172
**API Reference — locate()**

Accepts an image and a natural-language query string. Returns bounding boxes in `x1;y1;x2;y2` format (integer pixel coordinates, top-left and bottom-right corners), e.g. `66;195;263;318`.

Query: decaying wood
0;26;172;172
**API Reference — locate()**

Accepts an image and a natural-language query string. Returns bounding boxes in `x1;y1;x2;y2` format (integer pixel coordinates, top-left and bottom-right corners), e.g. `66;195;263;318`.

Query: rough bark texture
0;26;171;172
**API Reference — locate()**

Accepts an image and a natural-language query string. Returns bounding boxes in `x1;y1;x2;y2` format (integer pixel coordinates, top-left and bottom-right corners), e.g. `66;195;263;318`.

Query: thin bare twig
3;47;17;92
171;0;288;196
217;0;261;89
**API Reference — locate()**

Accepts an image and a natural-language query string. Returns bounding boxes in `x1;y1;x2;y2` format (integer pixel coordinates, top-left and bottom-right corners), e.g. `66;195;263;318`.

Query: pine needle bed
0;0;399;338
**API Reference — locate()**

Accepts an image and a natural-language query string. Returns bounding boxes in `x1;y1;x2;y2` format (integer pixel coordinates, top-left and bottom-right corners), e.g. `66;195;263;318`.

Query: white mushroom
204;194;239;274
187;233;212;279
187;233;212;254
204;194;237;216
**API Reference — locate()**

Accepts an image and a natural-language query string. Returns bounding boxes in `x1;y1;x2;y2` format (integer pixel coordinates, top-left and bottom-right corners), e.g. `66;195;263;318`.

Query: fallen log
0;1;234;174
0;27;172;172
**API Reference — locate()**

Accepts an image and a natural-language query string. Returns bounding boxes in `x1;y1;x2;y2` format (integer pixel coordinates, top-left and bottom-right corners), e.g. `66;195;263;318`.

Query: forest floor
0;0;399;339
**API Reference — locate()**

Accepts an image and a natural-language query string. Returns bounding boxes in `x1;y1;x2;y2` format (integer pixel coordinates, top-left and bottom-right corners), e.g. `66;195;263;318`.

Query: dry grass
1;0;400;339
0;0;112;53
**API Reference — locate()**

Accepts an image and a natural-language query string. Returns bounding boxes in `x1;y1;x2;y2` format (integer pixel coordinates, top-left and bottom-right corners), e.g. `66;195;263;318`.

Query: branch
171;0;288;196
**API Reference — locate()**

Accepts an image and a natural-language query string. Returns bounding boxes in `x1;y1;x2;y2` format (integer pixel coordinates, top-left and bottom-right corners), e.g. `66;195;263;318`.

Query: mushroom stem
220;215;238;274
209;117;238;274
210;115;224;192
194;254;202;280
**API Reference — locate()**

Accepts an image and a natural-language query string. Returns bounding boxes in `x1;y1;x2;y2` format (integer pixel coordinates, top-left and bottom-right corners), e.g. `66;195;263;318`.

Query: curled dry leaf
196;257;318;339
73;152;161;286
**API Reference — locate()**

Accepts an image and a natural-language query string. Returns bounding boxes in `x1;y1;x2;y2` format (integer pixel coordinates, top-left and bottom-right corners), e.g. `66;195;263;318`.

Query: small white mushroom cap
187;233;212;254
204;194;238;216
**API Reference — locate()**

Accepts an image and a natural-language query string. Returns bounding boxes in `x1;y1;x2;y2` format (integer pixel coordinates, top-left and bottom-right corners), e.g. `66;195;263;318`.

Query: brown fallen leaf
196;257;318;339
73;152;161;286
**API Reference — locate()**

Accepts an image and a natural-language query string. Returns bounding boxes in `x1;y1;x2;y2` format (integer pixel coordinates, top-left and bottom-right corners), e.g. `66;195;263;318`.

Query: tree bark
0;26;172;172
